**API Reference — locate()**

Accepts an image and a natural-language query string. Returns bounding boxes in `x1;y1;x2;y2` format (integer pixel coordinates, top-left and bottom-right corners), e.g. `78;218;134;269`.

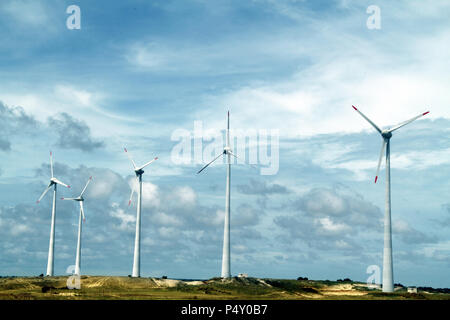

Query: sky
0;0;449;288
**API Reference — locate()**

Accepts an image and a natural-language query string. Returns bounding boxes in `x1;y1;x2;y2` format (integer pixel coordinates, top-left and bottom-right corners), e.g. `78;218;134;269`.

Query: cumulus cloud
274;186;382;252
47;113;104;152
0;101;38;151
237;179;290;196
393;219;437;244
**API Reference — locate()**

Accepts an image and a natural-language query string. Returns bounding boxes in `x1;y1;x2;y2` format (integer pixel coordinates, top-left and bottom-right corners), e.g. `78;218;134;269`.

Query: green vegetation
0;276;448;300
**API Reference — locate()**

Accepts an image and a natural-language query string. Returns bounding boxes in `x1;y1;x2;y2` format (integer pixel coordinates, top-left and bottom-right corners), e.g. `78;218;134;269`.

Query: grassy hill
0;276;449;300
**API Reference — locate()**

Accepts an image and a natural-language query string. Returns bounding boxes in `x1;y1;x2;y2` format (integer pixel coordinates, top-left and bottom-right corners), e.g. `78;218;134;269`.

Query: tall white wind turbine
61;176;92;276
352;105;429;292
36;151;71;276
197;111;250;278
124;147;158;277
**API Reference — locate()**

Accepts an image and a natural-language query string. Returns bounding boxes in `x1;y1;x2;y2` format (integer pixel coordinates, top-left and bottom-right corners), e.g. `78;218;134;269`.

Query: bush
41;286;55;293
162;276;167;279
297;277;308;281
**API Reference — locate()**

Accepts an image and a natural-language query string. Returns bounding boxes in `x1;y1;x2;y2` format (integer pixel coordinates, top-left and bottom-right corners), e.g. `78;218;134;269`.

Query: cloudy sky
0;0;449;288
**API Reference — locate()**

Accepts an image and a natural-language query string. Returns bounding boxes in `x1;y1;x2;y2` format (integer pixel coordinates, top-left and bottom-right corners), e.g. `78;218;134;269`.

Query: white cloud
173;186;197;207
317;217;349;233
1;1;50;27
90;171;123;199
141;181;160;208
153;211;181;227
10;224;30;236
110;203;135;231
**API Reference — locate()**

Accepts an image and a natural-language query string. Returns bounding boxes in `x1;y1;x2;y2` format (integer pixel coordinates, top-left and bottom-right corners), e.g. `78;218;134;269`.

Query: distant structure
62;176;93;275
238;273;248;278
36;151;71;276
124;147;158;278
352;106;430;292
407;287;418;293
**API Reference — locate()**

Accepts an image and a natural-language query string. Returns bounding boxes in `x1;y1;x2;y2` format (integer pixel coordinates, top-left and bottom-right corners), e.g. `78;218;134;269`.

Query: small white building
238;273;248;278
407;287;418;293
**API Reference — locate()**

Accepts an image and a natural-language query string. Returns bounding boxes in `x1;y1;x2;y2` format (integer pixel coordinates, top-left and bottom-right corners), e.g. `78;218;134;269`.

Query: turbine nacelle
135;169;145;176
381;131;392;139
62;196;84;202
50;177;71;188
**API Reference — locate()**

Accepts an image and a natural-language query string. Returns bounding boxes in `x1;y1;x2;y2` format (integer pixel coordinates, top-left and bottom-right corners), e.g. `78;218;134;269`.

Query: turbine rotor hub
381;131;392;139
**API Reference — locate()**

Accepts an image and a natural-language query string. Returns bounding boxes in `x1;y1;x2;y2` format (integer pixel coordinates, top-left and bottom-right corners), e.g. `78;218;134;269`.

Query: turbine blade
197;152;224;174
128;177;138;206
352;105;382;134
124;147;137;169
61;197;76;201
37;185;52;203
387;111;430;133
80;201;85;222
137;157;158;171
80;176;92;197
53;178;70;188
50;151;54;178
226;111;230;147
227;151;258;169
375;139;387;183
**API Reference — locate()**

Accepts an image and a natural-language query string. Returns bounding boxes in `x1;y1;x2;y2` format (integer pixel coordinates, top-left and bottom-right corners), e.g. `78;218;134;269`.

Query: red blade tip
124;148;127;152
128;200;132;206
155;157;158;160
67;185;71;188
374;176;378;183
61;197;64;200
423;111;429;116
352;105;357;111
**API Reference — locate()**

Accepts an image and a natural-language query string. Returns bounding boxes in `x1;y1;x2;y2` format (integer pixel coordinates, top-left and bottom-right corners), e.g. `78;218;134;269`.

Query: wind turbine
61;176;92;276
352;105;429;292
36;151;71;276
124;147;158;277
197;111;249;279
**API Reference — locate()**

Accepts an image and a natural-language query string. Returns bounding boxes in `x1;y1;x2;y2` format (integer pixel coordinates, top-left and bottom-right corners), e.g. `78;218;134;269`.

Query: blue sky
0;0;449;287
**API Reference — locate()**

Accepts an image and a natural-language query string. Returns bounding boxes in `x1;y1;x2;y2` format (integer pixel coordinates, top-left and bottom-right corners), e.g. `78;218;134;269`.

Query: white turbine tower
352;105;429;292
197;111;250;279
61;176;92;276
36;151;71;276
124;147;158;278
